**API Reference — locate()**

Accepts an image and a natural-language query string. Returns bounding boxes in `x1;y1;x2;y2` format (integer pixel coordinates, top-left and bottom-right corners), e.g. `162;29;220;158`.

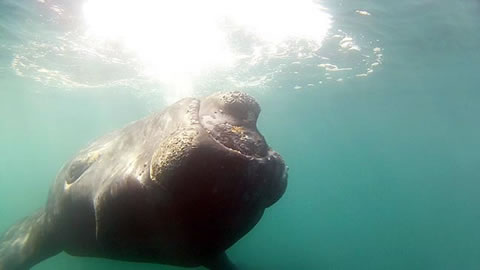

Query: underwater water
1;0;480;269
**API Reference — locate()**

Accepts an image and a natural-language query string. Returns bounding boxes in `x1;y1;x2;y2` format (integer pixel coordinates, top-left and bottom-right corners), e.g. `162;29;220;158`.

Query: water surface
1;0;479;269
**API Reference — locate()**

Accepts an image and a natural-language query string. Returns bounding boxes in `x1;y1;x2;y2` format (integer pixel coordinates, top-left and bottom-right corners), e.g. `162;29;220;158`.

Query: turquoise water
1;0;480;269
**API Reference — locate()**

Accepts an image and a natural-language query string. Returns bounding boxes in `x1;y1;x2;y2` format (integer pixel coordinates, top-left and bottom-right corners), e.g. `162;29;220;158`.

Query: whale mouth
198;91;269;158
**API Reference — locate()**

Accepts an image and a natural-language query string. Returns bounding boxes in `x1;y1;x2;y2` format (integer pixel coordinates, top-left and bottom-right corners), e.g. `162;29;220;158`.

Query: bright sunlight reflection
82;0;332;99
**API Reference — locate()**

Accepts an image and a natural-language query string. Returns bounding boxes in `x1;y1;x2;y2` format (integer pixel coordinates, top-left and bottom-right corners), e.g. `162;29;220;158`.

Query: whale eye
66;151;100;184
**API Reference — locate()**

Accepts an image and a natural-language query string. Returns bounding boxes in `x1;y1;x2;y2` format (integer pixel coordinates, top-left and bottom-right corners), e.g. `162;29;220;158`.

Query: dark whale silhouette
0;91;288;270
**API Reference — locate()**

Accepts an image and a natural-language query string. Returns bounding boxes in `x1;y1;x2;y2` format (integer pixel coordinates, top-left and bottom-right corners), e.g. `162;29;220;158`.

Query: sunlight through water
81;0;333;100
7;0;384;103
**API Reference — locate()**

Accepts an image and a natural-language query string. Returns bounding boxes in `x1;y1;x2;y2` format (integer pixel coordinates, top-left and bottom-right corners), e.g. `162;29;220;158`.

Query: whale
0;91;288;270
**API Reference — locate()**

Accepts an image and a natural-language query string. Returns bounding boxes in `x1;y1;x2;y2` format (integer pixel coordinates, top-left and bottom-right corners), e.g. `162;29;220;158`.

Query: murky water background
1;0;479;269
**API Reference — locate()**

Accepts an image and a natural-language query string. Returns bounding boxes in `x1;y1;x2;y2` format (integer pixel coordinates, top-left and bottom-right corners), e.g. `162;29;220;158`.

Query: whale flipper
203;252;238;270
0;210;60;270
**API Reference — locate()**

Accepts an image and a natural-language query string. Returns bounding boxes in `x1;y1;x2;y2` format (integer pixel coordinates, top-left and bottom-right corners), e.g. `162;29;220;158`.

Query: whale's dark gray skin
0;91;287;270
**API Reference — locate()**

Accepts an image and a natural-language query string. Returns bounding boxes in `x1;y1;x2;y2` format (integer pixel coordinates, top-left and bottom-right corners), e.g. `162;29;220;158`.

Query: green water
1;0;480;269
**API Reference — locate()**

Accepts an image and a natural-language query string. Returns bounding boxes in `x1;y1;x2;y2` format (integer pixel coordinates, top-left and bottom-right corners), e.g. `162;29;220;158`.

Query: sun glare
82;0;332;99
